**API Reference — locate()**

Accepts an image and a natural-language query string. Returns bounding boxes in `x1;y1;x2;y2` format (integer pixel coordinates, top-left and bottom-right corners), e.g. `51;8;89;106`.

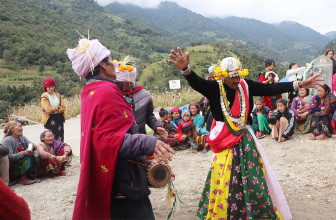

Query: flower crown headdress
212;57;249;80
114;55;135;72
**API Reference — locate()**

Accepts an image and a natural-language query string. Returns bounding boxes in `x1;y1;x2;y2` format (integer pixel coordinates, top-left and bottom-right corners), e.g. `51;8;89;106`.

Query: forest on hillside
0;0;333;120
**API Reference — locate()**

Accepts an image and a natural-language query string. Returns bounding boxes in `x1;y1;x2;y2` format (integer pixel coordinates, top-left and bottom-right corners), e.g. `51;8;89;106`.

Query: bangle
180;65;192;76
51;155;55;160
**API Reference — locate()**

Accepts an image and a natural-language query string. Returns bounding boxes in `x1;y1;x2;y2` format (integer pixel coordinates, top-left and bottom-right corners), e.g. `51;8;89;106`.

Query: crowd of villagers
0;78;72;188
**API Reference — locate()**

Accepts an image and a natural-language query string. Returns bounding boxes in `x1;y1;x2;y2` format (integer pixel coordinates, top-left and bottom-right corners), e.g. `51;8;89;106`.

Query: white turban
220;57;242;77
115;67;137;83
66;39;111;77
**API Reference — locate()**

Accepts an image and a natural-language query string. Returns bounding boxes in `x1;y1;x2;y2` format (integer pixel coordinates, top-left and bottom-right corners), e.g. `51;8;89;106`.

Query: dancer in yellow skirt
168;48;323;220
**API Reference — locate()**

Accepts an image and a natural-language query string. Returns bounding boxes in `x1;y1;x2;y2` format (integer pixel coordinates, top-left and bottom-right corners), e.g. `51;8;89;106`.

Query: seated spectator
170;107;182;126
181;124;209;154
189;102;209;135
1;121;40;185
153;108;178;149
176;106;194;143
38;129;72;177
291;88;313;134
269;99;295;142
310;84;336;140
0;145;9;185
167;112;178;130
251;98;271;139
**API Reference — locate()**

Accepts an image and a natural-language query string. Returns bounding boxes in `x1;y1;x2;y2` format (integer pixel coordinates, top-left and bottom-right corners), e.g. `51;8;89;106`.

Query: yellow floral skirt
197;130;283;220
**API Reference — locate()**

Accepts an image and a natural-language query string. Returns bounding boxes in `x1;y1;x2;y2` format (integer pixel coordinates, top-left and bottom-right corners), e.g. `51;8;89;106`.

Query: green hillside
105;2;327;65
0;0;177;72
138;44;288;91
0;0;181;117
321;39;336;55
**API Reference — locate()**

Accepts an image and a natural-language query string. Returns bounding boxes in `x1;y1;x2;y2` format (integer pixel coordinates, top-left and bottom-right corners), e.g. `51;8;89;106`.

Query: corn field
10;88;202;122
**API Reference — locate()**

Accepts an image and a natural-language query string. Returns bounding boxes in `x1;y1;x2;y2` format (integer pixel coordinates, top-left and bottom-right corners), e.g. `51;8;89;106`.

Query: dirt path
5;118;336;219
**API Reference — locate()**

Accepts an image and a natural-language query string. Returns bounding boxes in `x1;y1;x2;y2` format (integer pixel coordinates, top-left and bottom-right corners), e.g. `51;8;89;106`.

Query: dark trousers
111;196;155;220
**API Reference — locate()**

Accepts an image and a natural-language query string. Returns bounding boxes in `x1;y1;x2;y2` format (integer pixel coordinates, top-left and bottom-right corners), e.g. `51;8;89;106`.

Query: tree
3;49;13;64
39;58;46;72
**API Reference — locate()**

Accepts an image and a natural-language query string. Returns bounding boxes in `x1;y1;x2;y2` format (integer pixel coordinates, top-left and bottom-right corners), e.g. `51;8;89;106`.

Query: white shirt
46;92;60;107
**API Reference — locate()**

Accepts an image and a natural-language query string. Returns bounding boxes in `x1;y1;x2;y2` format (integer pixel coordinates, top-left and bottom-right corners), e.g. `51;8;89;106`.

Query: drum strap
127;159;147;168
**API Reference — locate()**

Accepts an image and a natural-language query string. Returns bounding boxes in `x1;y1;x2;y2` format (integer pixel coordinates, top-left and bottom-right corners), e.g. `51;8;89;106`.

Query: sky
96;0;336;34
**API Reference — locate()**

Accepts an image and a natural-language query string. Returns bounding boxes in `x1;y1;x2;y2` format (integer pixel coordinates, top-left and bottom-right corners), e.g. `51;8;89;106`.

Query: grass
10;88;201;122
10;95;81;123
151;87;202;108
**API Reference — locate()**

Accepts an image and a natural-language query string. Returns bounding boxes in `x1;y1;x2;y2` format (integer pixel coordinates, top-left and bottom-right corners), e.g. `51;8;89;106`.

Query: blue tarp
280;77;288;82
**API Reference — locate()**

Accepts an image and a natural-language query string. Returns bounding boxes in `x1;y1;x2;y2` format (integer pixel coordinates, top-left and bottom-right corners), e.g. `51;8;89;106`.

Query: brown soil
11;133;336;220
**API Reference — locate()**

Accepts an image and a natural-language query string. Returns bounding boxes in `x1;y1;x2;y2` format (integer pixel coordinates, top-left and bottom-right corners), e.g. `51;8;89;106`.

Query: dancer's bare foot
34;178;41;183
193;149;198;154
280;137;286;142
316;133;329;140
309;134;316;140
19;175;36;185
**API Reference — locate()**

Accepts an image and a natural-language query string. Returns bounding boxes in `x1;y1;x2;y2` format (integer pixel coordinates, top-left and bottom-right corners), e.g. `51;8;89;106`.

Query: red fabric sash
73;81;134;220
206;80;249;153
122;85;144;96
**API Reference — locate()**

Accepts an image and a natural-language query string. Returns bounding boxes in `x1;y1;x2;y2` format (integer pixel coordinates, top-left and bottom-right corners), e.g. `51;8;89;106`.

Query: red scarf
206;80;249;153
122;85;144;112
122;85;144;96
73;81;134;220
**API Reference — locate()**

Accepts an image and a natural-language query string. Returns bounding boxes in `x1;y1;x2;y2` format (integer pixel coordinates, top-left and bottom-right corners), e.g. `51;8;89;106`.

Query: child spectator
153;108;178;148
170;107;182;126
269;99;295;142
251;98;271;139
181;124;209;154
176;106;194;143
167;113;178;130
259;59;281;110
295;96;313;121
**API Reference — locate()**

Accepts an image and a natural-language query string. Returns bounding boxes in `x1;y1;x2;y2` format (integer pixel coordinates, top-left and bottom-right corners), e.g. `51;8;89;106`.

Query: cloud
97;0;336;34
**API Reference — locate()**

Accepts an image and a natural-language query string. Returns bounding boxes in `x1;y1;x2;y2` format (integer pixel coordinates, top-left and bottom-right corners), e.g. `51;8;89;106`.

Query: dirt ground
10;131;336;220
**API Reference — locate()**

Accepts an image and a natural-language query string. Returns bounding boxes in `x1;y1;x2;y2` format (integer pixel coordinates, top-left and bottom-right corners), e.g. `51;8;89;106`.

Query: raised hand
168;47;190;70
299;73;324;89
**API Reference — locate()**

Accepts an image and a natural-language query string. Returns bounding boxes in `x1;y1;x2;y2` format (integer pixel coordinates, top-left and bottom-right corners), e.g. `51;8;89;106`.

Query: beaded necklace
218;79;247;135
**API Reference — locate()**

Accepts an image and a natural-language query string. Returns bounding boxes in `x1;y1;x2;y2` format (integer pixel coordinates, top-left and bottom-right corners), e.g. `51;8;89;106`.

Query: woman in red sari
38;129;72;177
